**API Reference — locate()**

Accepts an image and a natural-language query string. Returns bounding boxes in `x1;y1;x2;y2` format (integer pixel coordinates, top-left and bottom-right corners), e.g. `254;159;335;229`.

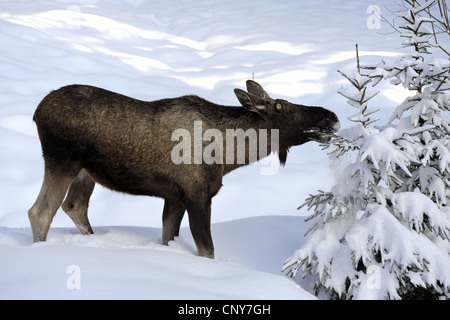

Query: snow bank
0;216;314;300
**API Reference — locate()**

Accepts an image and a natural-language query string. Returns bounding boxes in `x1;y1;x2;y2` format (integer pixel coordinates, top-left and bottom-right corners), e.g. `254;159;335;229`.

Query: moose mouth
305;122;340;143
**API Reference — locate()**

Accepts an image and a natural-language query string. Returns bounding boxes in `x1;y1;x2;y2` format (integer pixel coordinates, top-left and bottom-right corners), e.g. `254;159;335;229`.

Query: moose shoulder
28;80;340;258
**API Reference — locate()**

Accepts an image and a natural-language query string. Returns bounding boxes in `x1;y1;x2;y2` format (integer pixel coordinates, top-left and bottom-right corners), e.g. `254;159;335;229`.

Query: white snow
0;0;428;300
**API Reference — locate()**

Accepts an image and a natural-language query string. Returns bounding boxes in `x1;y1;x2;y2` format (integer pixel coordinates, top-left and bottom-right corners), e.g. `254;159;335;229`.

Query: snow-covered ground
0;0;417;300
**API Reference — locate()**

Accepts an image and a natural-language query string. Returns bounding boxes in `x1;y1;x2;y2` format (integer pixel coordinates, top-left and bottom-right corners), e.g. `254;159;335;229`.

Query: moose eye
275;101;283;112
287;111;293;116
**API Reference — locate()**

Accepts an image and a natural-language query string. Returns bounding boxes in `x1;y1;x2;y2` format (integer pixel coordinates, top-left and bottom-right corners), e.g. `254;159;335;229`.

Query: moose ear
234;89;266;114
234;89;267;116
246;80;271;100
234;89;253;108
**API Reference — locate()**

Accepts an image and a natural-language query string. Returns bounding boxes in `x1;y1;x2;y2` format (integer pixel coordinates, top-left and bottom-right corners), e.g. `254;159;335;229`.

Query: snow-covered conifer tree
371;1;450;209
284;0;450;299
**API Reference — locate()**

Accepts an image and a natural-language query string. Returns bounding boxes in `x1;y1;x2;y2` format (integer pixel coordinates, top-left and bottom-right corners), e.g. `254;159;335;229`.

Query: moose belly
80;145;177;200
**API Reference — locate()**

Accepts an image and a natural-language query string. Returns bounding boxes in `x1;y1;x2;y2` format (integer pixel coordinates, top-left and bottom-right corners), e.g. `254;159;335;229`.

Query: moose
28;80;340;258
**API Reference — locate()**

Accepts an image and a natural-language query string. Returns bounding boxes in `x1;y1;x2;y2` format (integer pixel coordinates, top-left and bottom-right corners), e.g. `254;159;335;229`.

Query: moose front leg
162;199;185;245
185;200;214;259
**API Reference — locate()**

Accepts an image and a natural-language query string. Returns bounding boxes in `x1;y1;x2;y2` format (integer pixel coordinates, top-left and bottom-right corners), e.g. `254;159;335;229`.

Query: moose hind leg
28;169;76;242
62;169;95;235
162;199;185;245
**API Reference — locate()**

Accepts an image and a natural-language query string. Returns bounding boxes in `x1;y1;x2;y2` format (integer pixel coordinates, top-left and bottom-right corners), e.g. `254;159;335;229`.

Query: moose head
234;80;340;164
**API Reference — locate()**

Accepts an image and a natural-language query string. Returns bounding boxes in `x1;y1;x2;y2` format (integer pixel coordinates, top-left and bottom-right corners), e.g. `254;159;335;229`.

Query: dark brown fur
28;80;339;258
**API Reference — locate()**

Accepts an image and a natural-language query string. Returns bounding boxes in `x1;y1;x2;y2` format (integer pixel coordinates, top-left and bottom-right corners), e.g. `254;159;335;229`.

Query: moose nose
332;121;341;132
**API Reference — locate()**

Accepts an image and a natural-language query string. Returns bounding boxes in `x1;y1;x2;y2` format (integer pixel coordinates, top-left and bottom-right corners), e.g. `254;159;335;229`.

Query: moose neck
212;105;274;131
213;106;284;175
